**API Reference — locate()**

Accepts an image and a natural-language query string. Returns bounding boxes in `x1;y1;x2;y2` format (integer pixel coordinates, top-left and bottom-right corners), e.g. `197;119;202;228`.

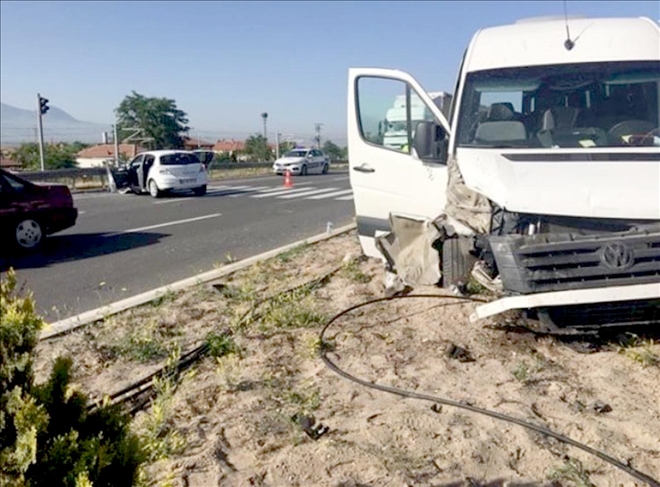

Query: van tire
193;185;207;196
442;237;474;288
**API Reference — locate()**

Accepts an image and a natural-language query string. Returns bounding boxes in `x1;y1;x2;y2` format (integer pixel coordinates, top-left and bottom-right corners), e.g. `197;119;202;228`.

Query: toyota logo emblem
600;242;634;270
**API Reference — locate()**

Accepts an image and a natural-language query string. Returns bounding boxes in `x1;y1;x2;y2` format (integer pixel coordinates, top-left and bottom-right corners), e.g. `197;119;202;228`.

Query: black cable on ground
319;294;660;487
92;266;345;415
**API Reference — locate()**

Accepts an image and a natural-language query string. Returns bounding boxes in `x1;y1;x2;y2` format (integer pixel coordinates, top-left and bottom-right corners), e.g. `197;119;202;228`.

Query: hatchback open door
194;150;215;169
347;68;453;258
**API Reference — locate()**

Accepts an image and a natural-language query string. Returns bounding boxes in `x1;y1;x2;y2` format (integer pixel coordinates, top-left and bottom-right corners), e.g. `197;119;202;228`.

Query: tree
243;134;272;162
12;143;78;170
278;141;295;157
115;91;189;150
322;140;345;161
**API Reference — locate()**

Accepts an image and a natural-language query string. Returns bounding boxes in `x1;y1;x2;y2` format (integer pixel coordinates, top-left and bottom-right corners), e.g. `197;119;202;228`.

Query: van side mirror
413;121;448;164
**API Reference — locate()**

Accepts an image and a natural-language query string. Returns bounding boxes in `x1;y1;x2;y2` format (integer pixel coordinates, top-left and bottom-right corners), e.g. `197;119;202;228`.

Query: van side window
356;78;409;154
357;77;439;154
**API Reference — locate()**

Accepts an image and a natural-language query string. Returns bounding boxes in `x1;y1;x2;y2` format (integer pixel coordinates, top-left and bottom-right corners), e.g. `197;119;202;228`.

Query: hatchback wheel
15;218;43;250
193;185;207;196
301;165;308;176
148;180;161;198
322;164;329;174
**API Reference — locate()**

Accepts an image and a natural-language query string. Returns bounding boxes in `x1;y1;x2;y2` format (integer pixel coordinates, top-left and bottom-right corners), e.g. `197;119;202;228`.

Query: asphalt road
1;171;355;322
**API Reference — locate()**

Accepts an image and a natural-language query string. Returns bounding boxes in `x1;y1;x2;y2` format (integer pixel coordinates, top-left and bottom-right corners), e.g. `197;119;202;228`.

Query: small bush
0;269;145;486
207;333;238;358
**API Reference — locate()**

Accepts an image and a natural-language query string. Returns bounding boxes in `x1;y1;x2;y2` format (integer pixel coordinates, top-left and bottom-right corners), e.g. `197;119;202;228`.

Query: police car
272;148;330;176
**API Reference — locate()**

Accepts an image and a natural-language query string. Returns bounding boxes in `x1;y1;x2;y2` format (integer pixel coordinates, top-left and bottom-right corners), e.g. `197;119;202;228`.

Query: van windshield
456;61;660;149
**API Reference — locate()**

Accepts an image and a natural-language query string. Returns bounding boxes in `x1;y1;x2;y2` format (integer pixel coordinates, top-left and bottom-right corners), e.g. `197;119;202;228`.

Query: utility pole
314;122;323;149
113;124;120;167
275;131;281;160
36;93;48;172
261;112;268;141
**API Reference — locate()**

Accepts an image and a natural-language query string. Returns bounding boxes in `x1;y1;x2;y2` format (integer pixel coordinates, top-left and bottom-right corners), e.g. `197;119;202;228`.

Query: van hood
456;148;660;220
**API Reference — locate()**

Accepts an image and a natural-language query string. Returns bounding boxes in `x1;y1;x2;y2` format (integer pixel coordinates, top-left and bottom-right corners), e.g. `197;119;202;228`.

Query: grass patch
258;292;327;331
277;244;310;263
216;281;258;303
547;458;594;487
214;354;243;392
108;318;181;363
135;351;186;464
208;166;273;180
341;258;372;284
511;361;530;382
207;332;239;358
511;351;548;383
283;386;321;415
464;277;487;295
151;288;177;308
617;334;659;367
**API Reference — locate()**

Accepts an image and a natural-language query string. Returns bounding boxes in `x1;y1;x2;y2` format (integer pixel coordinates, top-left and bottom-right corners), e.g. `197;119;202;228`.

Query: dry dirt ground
34;231;660;487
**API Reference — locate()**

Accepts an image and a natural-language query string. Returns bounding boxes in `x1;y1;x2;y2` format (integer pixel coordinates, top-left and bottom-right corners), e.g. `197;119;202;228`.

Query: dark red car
0;168;78;251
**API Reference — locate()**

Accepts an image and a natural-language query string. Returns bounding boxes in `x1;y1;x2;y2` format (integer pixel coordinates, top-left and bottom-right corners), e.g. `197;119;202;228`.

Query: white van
347;16;660;331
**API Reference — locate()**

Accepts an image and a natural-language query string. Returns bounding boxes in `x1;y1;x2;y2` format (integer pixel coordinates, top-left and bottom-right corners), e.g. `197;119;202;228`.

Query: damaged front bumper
477;224;660;327
471;282;660;324
377;214;660;328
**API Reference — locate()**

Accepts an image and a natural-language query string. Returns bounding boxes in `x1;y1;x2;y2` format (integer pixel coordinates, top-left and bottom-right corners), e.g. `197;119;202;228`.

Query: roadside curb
40;223;357;340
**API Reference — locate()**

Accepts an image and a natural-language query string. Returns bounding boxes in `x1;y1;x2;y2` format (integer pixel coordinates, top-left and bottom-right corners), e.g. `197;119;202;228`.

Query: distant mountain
1;102;111;146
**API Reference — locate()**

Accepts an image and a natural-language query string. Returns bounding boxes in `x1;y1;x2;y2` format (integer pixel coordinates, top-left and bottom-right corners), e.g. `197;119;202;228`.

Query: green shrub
0;269;145;486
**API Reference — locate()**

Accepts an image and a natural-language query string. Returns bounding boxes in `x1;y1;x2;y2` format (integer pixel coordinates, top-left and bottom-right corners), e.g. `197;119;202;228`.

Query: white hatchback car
115;150;211;198
273;148;330;176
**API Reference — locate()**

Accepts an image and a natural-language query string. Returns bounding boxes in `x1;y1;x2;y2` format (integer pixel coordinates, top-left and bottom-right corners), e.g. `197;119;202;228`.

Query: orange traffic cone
284;169;293;188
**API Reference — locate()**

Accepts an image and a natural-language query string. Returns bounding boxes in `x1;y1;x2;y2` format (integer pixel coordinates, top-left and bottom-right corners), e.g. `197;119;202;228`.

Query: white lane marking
103;213;222;237
207;185;251;192
78;210;87;215
307;189;353;200
335;195;354;201
277;187;340;199
250;187;317;198
153;197;193;205
332;176;350;181
227;186;270;197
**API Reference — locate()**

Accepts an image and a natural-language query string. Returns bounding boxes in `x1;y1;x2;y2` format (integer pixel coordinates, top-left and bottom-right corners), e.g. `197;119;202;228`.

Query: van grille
489;225;660;294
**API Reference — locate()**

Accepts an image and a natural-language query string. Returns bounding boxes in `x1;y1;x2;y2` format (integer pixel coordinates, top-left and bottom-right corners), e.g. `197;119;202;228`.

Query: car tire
322;164;329;175
148;180;161;198
193;185;207;196
15;218;44;251
301;165;308;176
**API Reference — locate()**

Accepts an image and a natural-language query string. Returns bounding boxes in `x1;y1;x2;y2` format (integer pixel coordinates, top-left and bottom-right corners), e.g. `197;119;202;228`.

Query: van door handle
353;164;375;173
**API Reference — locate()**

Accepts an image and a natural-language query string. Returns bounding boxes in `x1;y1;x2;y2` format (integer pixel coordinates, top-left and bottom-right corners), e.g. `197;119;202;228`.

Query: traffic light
39;96;49;115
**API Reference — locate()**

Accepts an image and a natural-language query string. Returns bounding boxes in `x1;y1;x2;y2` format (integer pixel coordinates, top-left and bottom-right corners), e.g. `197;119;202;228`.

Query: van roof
465;17;659;72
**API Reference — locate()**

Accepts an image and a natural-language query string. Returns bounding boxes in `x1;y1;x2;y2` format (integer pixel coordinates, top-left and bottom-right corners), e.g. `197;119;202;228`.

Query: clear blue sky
1;1;658;143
